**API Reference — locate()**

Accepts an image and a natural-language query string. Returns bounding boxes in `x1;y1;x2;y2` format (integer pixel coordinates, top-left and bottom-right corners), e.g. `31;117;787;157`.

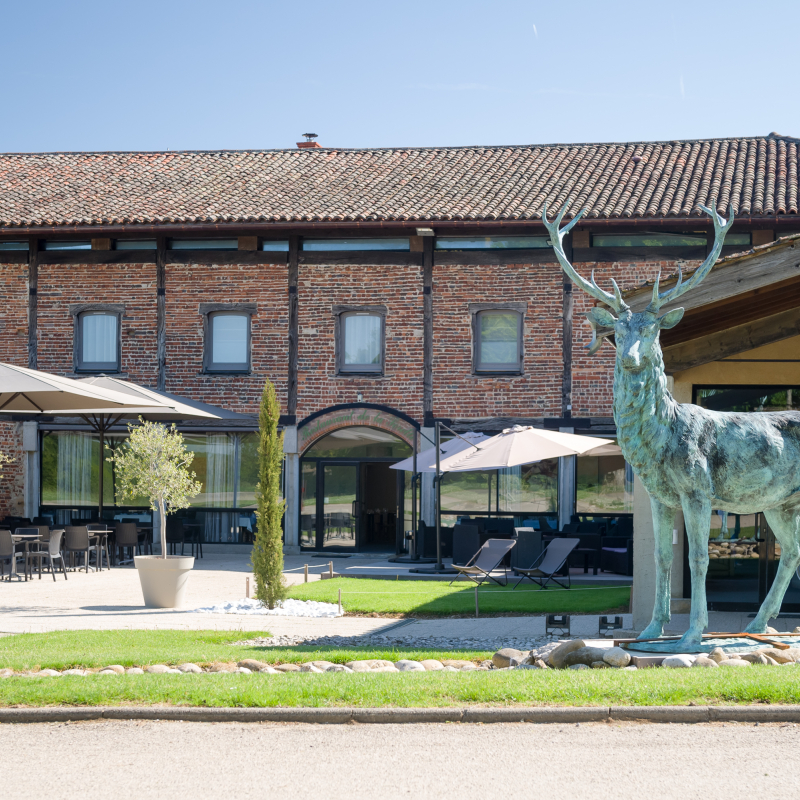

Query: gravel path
2;720;799;800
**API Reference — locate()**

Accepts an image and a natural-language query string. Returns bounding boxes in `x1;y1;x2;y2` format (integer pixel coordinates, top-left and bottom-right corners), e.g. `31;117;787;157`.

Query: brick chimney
297;133;321;149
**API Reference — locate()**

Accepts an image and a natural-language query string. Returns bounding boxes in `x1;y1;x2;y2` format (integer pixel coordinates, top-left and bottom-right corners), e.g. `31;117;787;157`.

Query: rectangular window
78;312;119;372
724;232;751;246
576;444;633;514
0;242;29;251
475;310;522;373
694;386;800;413
303;238;410;251
43;241;92;250
339;312;384;373
592;232;706;247
207;312;250;372
436;236;550;250
116;240;157;250
261;240;290;251
169;239;238;250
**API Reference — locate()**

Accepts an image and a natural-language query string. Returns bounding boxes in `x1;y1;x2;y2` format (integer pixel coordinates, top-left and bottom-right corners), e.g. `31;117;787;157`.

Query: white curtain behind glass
212;315;248;364
56;433;93;505
205;434;235;507
344;315;381;365
498;466;521;513
82;314;117;364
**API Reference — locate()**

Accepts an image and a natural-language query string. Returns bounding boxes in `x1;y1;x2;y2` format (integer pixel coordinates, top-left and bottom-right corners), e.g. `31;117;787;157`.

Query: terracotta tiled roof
0;134;798;229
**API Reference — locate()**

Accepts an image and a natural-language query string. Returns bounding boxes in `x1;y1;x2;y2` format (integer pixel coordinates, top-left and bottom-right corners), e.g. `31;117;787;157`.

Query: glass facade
436;236;550;250
41;430;260;543
576;444;634;514
695;386;800;412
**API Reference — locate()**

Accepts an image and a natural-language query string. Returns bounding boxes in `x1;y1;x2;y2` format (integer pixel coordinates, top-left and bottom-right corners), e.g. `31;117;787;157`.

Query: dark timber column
27;237;39;369
421;237;435;525
287;235;300;420
283;235;301;552
558;231;575;528
156;237;166;390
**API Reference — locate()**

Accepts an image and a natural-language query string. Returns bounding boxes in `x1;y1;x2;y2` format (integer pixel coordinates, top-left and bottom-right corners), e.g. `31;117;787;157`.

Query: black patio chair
449;538;517;587
26;530;67;581
64;526;100;573
512;537;580;590
0;529;25;581
115;522;140;565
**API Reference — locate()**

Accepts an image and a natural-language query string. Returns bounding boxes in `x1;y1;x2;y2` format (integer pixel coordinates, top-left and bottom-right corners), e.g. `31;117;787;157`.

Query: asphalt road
3;720;798;799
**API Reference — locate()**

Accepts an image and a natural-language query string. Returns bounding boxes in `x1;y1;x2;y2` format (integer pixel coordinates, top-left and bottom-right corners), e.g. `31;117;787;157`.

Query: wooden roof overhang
619;236;800;373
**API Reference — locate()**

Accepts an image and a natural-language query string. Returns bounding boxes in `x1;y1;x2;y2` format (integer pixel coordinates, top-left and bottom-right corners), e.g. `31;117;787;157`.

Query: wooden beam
238;236;258;251
91;238;112;250
664;307;800;373
627;237;800;313
287;236;300;420
156;237;166;391
562;233;573;418
39;250;157;264
28;239;38;369
423;238;434;426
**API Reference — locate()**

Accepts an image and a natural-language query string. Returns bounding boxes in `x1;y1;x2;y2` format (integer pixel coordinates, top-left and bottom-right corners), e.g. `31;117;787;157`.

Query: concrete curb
2;705;800;725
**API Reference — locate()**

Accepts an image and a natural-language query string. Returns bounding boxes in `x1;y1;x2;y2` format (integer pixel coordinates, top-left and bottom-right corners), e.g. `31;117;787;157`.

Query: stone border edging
2;705;800;724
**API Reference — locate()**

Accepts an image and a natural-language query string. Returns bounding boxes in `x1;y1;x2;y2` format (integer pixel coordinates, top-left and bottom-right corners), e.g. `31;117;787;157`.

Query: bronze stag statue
544;200;800;646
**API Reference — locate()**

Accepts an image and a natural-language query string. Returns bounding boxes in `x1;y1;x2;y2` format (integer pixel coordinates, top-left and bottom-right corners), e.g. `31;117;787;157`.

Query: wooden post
422;237;434;426
304;563;308;583
287;236;300;420
28;238;39;369
561;232;573;418
338;588;342;615
156;237;167;391
328;560;333;579
475;586;479;618
246;577;250;598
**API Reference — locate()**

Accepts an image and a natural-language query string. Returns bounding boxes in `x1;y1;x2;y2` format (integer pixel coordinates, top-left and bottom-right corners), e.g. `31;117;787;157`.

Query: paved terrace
0;552;793;637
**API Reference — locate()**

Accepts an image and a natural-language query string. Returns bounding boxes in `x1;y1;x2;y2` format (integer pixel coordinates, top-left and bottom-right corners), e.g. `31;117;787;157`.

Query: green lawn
288;578;630;616
2;668;800;708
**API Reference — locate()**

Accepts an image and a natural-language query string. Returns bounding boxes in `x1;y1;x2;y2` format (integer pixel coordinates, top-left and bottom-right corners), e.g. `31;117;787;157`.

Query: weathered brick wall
165;262;288;413
37;262;158;385
432;260;564;419
0;421;24;517
0;261;28;365
297;262;424;417
570;259;701;416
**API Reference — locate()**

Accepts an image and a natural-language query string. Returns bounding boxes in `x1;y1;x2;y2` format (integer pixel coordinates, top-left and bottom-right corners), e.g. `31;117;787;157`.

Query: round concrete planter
134;555;195;608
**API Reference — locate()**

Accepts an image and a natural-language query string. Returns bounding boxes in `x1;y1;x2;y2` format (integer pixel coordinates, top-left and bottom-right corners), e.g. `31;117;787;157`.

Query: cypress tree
251;378;288;608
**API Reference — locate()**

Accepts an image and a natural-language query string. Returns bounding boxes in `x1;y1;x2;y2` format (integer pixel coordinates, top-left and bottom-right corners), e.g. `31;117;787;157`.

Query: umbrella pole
98;416;104;522
435;420;443;570
411;433;417;557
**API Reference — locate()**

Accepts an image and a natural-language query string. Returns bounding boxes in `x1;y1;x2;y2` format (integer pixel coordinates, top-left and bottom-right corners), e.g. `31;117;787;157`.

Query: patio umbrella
0;362;160;414
388;431;489;473
434;425;614;472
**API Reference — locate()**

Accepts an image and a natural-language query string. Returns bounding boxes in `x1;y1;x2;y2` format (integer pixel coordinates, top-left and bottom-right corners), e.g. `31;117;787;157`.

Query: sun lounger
512;537;579;590
449;538;517;587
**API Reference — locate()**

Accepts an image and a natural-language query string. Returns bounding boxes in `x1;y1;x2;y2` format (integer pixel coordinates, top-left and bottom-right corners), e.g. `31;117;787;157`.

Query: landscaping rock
513;664;543;670
765;626;779;634
602;647;631;668
259;666;281;674
420;660;444;671
441;659;473;669
708;647;726;663
761;648;795;664
563;647;608;668
719;658;751;667
37;669;61;677
739;652;768;665
177;663;203;674
237;659;268;672
793;627;800;634
591;661;608;669
345;661;373;673
0;669;13;678
662;654;695;668
621;665;638;670
325;664;353;673
784;648;800;661
764;656;780;666
442;666;459;672
209;662;236;673
145;664;170;674
568;663;590;670
492;648;525;669
459;663;478;671
311;661;337;671
548;639;587;669
125;668;144;675
63;669;87;676
166;668;182;674
534;659;550;670
298;664;322;673
236;667;253;674
97;669;119;676
479;660;494;669
103;665;125;675
371;665;399;673
691;656;719;668
395;660;426;672
274;664;301;673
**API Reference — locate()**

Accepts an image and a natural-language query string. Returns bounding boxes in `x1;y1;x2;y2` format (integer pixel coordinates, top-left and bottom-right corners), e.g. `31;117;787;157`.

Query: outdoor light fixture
302;133;318;142
357;392;363;402
415;227;434;237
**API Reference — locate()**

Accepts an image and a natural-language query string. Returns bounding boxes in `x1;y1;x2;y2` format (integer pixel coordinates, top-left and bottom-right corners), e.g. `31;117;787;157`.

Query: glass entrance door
320;463;358;550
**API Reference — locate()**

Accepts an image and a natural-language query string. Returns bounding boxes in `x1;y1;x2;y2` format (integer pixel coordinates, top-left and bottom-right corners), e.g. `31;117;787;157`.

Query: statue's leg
637;498;675;640
679;494;712;646
746;504;800;633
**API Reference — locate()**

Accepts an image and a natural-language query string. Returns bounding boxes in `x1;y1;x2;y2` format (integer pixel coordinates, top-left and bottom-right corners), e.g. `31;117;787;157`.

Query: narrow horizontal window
0;241;29;251
724;232;751;246
261;241;290;251
169;239;238;250
207;312;250;372
435;236;550;250
591;233;705;247
43;241;92;250
116;240;157;250
78;311;120;372
475;310;522;373
303;238;410;252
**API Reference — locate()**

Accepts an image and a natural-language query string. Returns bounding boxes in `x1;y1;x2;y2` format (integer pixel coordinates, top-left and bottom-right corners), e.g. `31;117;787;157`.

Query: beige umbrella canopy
0;362;160;414
434;425;614;472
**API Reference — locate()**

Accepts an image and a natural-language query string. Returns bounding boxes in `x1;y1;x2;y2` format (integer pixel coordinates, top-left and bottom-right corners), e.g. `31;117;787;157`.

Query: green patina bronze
544;200;800;648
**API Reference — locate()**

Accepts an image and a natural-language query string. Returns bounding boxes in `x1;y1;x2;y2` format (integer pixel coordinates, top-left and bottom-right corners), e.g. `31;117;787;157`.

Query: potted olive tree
109;419;201;608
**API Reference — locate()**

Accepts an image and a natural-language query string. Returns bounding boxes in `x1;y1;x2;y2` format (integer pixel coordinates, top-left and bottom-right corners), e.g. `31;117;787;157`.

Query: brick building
0;133;797;561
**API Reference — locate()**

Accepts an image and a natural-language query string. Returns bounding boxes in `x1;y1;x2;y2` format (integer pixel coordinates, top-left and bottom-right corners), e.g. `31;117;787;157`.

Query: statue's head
542;199;734;372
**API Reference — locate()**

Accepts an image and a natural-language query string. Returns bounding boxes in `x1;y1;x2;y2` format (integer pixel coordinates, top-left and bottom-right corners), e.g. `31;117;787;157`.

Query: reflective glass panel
499;461;558;513
212;314;248;365
237;433;259;509
695;387;800;413
305;426;411;458
323;464;357;548
43;241;91;250
592;233;706;247
116;240;157;250
343;314;381;368
0;242;29;250
576;445;633;513
262;241;290;251
300;461;317;547
169;239;238;250
81;313;118;365
478;311;519;367
304;239;409;251
436;236;550;250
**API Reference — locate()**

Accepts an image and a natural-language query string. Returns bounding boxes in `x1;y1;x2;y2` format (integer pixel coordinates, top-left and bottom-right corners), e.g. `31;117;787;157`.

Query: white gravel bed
192;598;342;617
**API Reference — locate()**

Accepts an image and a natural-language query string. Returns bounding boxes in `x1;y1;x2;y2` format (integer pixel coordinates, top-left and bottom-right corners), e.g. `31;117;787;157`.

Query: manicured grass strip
1;668;799;708
0;631;490;672
289;577;630;615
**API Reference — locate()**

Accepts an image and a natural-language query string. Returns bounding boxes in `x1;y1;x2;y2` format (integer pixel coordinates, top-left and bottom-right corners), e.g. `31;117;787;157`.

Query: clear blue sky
2;0;797;153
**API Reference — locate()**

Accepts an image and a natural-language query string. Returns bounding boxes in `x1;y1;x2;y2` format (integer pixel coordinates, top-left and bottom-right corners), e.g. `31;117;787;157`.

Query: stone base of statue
621;632;800;655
